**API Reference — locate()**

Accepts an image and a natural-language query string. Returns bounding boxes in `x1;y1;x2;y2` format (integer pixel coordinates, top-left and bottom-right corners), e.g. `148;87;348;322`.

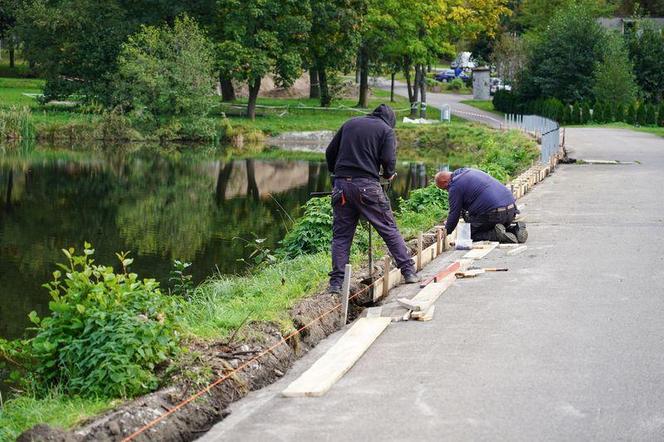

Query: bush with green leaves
561;104;572;125
25;244;181;398
636;103;647;126
112;15;216;138
614;102;624;122
572;103;582;124
593;32;638;108
626;102;637;125
646;104;657;126
659;103;664;127
399;184;448;214
448;78;464;91
581;103;591;124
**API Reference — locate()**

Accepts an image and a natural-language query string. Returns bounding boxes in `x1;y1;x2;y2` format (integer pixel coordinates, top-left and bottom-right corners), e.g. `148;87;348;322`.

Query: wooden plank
463;242;499;260
282;317;391;397
507;245;528;256
412;305;435;322
416;232;423;271
382;255;391;298
398;273;455;312
341;264;351;325
365;307;382;318
498;243;521;249
420;243;437;268
387;267;401;291
420;261;459;288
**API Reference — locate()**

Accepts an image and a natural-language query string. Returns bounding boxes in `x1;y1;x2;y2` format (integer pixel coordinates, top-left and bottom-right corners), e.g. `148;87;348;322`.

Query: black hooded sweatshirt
325;104;397;181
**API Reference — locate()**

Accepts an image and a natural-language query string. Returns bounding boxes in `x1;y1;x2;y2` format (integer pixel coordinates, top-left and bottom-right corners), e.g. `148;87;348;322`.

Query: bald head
435;171;452;190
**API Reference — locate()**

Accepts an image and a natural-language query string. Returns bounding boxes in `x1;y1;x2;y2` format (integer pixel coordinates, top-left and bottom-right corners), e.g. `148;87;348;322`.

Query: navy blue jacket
326;104;397;181
445;168;516;234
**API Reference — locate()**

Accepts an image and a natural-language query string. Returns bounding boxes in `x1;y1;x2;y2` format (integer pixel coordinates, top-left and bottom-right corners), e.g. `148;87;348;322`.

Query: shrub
646;104;657;126
542;98;564;121
636;102;647;126
625;102;637;125
0;106;35;141
25;244;181;398
613;102;624;122
659;103;664;127
448;78;464;91
279;197;368;259
561;104;572;125
572;103;582;124
581;102;591;124
112;15;215;136
399;184;448;214
593;32;639;108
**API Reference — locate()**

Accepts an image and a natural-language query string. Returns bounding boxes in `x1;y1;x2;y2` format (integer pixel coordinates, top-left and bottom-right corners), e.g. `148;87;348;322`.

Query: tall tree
593;32;638;107
0;0;20;68
519;3;607;103
216;0;310;118
626;25;664;102
306;0;364;107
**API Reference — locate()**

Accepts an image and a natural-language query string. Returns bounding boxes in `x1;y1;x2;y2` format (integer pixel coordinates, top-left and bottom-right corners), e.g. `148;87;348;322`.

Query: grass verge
460;99;504;117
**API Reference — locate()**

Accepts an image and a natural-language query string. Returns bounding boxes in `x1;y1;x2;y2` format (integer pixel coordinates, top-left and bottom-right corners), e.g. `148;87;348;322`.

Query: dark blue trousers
329;177;415;287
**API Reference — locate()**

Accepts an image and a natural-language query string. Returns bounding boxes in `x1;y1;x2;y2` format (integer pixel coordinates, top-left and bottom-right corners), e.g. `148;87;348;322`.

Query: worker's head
435;171;452;190
371;104;396;128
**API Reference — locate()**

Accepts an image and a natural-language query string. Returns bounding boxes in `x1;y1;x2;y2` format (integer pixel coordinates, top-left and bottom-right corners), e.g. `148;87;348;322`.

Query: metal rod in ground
341;264;352;325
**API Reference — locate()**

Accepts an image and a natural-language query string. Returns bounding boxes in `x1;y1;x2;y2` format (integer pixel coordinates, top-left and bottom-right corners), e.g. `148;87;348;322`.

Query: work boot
508;222;528;243
494;224;518;244
403;272;420;284
327;285;342;295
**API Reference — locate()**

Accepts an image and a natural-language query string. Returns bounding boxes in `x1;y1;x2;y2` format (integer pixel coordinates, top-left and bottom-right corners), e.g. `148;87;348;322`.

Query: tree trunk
318;66;331;107
215;162;234;204
246;159;260;201
404;66;413;102
410;65;421;117
9;47;15;69
418;64;427;119
5;169;13;212
357;44;369;108
220;74;236;102
309;68;320;99
246;78;261;120
390;72;395;102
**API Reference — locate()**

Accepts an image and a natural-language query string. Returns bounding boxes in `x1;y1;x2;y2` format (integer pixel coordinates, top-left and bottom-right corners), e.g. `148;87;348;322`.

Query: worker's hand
385;173;397;181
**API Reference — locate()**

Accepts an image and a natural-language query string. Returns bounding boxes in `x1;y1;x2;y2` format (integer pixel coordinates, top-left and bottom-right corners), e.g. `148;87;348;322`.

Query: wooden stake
416;232;423;271
382;256;390;298
341;264;351;325
436;228;443;256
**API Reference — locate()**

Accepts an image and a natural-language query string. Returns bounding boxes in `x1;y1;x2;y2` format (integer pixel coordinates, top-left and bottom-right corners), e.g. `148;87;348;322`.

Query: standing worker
326;104;419;294
435;168;528;243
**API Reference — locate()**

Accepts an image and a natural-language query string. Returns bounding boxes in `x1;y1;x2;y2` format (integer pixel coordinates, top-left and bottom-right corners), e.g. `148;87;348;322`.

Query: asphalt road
374;79;504;128
198;127;664;441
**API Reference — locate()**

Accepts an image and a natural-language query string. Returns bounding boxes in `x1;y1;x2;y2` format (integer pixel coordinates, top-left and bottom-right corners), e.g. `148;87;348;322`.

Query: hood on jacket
370;103;396;128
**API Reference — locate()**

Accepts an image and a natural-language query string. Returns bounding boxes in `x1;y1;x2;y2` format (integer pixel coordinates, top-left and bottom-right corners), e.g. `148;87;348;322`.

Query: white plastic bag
455;222;473;250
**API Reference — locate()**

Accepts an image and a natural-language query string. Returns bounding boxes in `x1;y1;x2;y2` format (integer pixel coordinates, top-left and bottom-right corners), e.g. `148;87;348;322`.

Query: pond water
0;145;434;343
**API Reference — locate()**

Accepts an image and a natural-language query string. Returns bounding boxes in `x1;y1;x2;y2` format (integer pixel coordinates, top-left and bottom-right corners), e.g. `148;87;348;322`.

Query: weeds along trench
0;124;539;441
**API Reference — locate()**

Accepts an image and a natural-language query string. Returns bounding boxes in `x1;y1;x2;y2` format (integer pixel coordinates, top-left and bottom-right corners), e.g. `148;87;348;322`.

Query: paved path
199;127;664;441
374;79;504;128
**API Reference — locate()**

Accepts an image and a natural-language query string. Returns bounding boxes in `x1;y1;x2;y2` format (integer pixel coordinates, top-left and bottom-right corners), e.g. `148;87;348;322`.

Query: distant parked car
490;77;512;95
435;69;469;83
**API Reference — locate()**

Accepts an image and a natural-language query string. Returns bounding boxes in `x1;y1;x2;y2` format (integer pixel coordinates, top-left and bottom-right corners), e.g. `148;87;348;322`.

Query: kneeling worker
435;168;527;243
326;104;419;294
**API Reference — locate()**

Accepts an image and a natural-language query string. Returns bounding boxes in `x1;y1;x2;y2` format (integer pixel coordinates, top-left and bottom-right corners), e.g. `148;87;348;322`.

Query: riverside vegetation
0;122;538;439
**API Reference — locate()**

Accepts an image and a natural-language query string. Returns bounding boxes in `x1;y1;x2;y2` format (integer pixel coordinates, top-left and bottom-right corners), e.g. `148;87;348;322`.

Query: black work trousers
464;206;518;241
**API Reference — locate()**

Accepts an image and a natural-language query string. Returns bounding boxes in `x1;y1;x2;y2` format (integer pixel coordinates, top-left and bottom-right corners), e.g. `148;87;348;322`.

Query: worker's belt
491;203;516;212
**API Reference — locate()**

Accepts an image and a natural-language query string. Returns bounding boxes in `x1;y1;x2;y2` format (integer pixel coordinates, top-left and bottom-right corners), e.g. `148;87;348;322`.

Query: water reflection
0;146;436;341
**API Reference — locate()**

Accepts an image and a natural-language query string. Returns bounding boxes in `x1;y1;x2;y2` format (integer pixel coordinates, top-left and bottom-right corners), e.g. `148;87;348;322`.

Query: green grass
0;392;117;441
460;99;504;116
223;89;442;135
563;121;664;137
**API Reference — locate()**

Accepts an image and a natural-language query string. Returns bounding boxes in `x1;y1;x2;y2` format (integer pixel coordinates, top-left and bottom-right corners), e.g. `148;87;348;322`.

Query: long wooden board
282;317;391;397
398;273;456;312
463;242;499;260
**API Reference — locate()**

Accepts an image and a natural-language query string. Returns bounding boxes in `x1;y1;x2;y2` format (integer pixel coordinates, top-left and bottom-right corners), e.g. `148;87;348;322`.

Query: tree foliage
519;3;607;103
216;0;311;119
626;25;664;102
113;16;215;123
593;32;639;107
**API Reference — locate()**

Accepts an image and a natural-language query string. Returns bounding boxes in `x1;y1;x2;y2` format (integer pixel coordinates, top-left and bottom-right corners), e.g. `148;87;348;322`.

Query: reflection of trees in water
115;157;217;261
